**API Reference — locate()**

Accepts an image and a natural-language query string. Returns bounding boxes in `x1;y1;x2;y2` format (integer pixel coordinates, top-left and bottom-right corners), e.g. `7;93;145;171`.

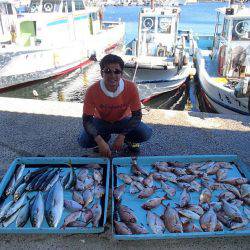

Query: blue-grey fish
16;202;30;227
82;209;93;224
179;189;191;208
0;200;14;222
5;175;16;196
43;170;60;192
199;188;212;204
141;196;168;210
30;192;44;228
45;180;64;227
224;184;241;198
94;185;105;199
161;181;176;197
14;183;27;202
15;164;25;183
183;221;203;232
118;173;133;185
5;193;27;218
142;174;154;188
114;184;126;201
64;168;76;190
72;191;85;205
240;184;250;198
60;171;70;188
138;186;158;199
178;209;200;220
2;206;23;228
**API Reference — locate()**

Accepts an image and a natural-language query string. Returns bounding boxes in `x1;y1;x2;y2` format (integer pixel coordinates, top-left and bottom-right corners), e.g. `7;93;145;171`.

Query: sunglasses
102;68;122;75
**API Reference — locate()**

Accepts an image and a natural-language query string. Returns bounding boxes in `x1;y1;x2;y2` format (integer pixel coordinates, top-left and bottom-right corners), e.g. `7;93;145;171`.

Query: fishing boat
0;0;125;91
195;1;250;115
119;1;196;101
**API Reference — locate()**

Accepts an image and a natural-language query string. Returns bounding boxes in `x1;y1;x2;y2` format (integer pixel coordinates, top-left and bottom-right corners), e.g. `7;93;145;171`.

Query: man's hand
112;134;125;151
95;135;111;157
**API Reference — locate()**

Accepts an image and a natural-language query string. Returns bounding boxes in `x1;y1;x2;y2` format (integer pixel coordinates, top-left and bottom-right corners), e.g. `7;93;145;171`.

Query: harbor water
0;3;228;112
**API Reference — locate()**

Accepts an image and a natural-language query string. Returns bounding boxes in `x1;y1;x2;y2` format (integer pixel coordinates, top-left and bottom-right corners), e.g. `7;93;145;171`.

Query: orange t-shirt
83;79;141;123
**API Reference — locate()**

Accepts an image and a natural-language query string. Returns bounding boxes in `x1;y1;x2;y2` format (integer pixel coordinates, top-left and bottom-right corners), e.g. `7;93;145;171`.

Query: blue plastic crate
112;154;250;240
0;157;110;234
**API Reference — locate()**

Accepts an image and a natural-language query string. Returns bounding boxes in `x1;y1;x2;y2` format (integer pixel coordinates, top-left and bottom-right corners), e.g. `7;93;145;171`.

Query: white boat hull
196;49;250;116
123;65;191;100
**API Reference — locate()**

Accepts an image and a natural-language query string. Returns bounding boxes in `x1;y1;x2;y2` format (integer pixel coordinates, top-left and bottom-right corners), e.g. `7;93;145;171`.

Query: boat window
29;0;40;13
67;0;72;13
232;19;250;41
42;1;61;13
158;17;171;34
221;18;229;38
142;17;155;33
74;0;85;10
6;3;13;14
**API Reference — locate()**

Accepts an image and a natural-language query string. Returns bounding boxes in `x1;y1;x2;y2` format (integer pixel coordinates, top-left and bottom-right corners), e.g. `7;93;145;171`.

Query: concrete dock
0;97;250;249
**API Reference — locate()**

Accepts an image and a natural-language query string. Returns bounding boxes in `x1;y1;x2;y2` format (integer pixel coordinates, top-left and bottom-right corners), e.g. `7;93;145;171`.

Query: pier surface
0;97;249;249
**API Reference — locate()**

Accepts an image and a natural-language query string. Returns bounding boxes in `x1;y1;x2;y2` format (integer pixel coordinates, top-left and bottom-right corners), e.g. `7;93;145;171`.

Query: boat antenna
150;0;155;11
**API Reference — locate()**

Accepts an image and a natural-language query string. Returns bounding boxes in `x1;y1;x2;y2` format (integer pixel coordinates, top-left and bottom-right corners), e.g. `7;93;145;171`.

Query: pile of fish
113;158;250;235
0;163;104;229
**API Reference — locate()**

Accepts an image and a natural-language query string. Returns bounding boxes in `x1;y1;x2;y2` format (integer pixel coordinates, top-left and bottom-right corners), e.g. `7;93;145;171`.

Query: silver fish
243;206;250;220
43;170;60;192
230;218;249;230
91;203;102;227
64;168;76;190
187;204;204;216
114;220;132;235
14;183;27;202
163;204;182;233
130;181;140;194
60;171;70;188
146;211;165;234
16;202;30;227
30;192;44;228
5;193;27;218
45;181;64;227
15;164;25;183
2;206;23;228
218;191;236;201
0;200;14;222
5;175;16;196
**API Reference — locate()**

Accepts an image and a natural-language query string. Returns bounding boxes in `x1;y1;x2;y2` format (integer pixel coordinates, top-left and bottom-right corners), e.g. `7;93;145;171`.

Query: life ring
30;4;38;12
44;3;53;12
143;18;153;30
235;20;249;37
218;45;226;76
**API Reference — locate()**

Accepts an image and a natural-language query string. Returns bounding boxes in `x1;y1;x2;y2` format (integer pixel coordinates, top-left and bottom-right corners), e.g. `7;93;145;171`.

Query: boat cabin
136;6;180;57
0;1;17;43
213;4;250;78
